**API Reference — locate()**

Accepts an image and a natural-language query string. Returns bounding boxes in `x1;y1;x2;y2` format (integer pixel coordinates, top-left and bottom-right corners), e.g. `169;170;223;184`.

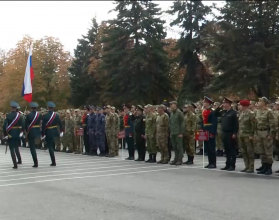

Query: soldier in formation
145;104;157;163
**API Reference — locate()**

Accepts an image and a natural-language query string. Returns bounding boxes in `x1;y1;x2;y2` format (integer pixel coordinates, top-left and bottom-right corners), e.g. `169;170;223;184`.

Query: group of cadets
2;95;279;176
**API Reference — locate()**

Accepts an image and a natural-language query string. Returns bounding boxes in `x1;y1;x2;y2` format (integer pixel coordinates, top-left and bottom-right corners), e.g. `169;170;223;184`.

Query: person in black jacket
215;97;239;171
134;105;146;161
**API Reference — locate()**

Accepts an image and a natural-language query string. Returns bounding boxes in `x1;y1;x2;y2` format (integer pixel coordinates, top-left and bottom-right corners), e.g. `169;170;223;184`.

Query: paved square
0;146;278;220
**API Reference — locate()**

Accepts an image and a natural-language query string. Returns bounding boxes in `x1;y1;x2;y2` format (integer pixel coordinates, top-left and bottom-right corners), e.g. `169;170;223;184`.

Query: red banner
195;130;209;141
118;130;125;139
75;128;84;136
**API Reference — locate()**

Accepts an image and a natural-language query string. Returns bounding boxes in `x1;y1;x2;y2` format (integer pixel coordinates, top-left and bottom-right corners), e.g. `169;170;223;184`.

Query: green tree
167;0;211;103
101;0;173;105
69;17;101;107
205;1;279;99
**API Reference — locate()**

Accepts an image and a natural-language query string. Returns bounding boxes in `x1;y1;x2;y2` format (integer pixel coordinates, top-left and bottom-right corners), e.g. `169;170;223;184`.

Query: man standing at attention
123;104;135;160
156;104;169;164
169;101;185;165
215;98;239;171
202;96;218;169
145;104;157;163
183;104;196;165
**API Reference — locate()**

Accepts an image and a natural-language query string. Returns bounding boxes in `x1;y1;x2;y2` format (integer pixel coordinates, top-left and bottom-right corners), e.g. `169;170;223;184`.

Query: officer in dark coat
25;102;42;167
134;105;146;161
95;107;106;156
202;96;218;169
3;101;24;169
88;106;97;155
215;97;239;171
41;102;63;166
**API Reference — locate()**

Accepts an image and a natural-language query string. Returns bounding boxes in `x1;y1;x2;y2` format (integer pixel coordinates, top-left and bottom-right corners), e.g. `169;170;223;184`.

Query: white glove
60;132;63;137
19;132;23;137
4;136;8;139
41;135;46;140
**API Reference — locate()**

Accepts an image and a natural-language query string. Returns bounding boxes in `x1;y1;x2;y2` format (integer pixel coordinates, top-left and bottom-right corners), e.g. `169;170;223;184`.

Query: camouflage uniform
55;111;64;151
106;112;116;156
183;111;196;157
73;114;82;153
113;112;120;156
145;112;157;155
62;116;75;152
195;109;203;151
238;110;255;172
156;111;169;163
255;108;275;166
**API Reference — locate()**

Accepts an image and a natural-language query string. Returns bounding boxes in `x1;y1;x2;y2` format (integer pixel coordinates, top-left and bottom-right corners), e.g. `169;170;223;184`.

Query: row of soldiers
3;96;279;176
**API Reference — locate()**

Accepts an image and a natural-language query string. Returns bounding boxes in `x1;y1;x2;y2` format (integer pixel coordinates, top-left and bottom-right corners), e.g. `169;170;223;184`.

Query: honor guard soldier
41;102;64;166
134;105;146;161
3;101;24;169
25;102;42;167
202;96;218;169
215;97;239;171
123;104;135;160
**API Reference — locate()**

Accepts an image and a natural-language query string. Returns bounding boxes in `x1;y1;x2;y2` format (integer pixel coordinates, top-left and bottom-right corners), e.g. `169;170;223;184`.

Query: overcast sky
0;1;220;55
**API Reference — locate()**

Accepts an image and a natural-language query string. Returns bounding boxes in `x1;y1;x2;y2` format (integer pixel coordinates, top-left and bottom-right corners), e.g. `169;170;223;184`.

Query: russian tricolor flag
22;43;34;103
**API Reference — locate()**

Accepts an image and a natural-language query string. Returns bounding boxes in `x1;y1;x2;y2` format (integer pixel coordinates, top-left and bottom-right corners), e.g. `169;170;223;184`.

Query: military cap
96;107;101;111
30;102;39;108
47;101;56;108
145;104;153;108
111;106;115;110
203;96;214;104
213;102;220;106
191;103;197;108
239;100;250;106
123;104;131;109
10;101;19;108
223;97;232;104
106;105;111;109
259;97;269;104
66;110;70;113
169;101;178;105
75;109;80;112
90;105;95;110
157;104;165;109
136;105;144;111
275;101;279;105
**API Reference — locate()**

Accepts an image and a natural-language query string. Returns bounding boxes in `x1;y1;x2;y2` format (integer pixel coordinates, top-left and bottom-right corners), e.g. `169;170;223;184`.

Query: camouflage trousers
146;135;157;154
183;132;195;156
239;136;254;170
156;133;169;162
255;130;273;164
62;135;74;151
106;132;118;156
54;137;61;151
216;131;223;150
74;135;82;153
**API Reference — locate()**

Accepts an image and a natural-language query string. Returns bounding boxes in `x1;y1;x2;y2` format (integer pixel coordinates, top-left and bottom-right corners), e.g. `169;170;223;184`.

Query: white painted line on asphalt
0;159;127;172
0;165;163;182
0;167;179;187
0;163;144;177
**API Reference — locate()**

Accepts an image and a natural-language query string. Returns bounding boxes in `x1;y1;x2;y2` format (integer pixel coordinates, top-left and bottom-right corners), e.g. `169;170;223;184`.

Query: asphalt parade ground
0;147;278;220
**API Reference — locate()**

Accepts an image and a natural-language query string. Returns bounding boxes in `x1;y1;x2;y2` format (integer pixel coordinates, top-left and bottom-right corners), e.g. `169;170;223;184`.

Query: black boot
150;154;156;163
11;153;17;169
183;156;189;164
145;154;152;163
257;163;267;174
256;163;265;171
187;156;194;165
49;152;56;166
15;148;22;164
265;164;272;175
33;157;38;168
